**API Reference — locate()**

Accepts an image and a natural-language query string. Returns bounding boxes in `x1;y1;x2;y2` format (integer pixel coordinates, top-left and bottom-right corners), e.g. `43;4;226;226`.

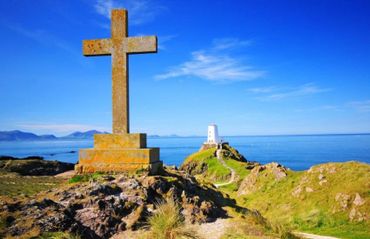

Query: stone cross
83;9;157;134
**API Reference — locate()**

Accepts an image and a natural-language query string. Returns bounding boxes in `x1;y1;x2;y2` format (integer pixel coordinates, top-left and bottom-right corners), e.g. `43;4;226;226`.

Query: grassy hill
181;144;255;190
181;145;370;239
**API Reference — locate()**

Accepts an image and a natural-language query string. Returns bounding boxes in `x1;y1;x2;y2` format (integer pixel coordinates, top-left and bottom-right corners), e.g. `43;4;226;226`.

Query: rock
220;144;248;162
349;207;367;222
335;193;351;210
123;204;146;230
89;183;121;196
238;163;287;196
305;187;314;193
292;186;302;197
318;179;327;186
266;162;287;180
0;168;231;238
353;193;365;206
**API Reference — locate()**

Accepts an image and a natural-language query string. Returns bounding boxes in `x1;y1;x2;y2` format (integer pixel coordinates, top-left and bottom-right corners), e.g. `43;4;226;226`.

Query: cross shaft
82;9;157;134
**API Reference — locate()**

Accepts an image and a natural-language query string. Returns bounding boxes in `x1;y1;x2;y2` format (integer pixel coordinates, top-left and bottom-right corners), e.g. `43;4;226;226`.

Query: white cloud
348;100;370;112
249;83;331;101
94;0;164;25
155;38;265;83
17;123;110;134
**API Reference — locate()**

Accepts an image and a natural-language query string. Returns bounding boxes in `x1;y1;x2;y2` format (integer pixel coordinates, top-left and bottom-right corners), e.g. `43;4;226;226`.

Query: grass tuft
148;197;199;239
68;172;103;183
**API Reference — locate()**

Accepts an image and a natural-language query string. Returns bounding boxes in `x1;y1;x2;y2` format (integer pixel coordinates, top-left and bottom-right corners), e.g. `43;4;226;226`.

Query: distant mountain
62;130;109;139
0;130;57;141
0;130;109;141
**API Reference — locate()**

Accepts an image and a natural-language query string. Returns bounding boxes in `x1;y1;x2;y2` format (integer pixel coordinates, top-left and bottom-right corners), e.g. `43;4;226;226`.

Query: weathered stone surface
76;160;162;174
0;168;233;238
353;193;365;206
94;134;146;149
76;134;161;174
79;148;159;164
335;192;351;210
77;9;161;174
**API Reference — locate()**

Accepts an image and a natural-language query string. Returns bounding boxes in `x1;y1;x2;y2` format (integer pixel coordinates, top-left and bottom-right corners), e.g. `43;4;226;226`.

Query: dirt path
214;149;237;188
294;232;340;239
196;218;230;239
54;170;75;178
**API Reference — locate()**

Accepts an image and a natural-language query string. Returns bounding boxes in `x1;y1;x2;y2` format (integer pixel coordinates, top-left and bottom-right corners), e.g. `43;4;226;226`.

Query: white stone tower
207;124;220;144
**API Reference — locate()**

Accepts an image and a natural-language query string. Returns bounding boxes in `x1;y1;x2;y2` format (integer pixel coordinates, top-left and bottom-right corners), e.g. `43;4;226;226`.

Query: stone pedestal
75;133;162;174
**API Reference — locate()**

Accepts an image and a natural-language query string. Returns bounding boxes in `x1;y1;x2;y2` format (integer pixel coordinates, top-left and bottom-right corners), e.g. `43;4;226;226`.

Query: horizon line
1;129;370;139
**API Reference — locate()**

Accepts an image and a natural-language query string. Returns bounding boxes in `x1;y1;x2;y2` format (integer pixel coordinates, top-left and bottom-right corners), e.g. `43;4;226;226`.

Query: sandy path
196;218;230;239
214;149;237;188
294;232;340;239
54;170;75;178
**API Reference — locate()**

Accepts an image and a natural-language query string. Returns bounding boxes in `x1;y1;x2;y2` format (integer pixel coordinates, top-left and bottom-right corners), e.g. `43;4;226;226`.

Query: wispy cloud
17;123;110;134
294;101;370;113
247;86;276;94
211;38;252;50
94;0;164;25
7;24;78;56
294;105;341;113
158;34;177;50
155;38;265;83
248;83;331;101
347;100;370;112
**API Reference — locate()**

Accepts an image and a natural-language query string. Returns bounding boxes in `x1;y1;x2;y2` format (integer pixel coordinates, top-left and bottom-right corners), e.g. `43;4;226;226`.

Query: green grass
183;148;231;182
68;172;104;183
220;159;251;192
34;232;81;239
303;223;370;239
183;148;370;239
238;161;370;239
183;148;251;186
0;173;63;197
224;159;250;179
205;157;231;182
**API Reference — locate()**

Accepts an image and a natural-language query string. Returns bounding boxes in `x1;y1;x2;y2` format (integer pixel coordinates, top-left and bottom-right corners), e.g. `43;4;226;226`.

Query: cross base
75;133;162;174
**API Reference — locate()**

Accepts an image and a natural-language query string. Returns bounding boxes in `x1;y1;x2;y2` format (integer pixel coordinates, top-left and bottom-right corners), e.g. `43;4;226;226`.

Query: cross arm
83;39;112;56
127;36;157;54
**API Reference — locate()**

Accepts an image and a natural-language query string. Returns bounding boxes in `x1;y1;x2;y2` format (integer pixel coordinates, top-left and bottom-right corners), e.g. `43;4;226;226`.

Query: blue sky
0;0;369;136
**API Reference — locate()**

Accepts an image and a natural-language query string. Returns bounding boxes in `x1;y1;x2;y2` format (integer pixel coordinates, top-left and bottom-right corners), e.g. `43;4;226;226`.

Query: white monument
201;124;228;150
200;124;221;150
207;124;220;144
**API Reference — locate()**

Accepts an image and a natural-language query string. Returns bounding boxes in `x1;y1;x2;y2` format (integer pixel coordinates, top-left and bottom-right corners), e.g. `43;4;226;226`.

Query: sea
0;134;370;171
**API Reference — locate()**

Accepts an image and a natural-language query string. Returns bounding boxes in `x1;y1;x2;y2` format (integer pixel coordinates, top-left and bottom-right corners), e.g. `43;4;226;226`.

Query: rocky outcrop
0;167;235;239
237;163;287;196
220;144;247;162
334;192;368;222
0;156;74;176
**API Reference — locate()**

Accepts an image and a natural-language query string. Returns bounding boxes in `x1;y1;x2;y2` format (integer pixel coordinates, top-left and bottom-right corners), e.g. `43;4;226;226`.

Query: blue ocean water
0;134;369;171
